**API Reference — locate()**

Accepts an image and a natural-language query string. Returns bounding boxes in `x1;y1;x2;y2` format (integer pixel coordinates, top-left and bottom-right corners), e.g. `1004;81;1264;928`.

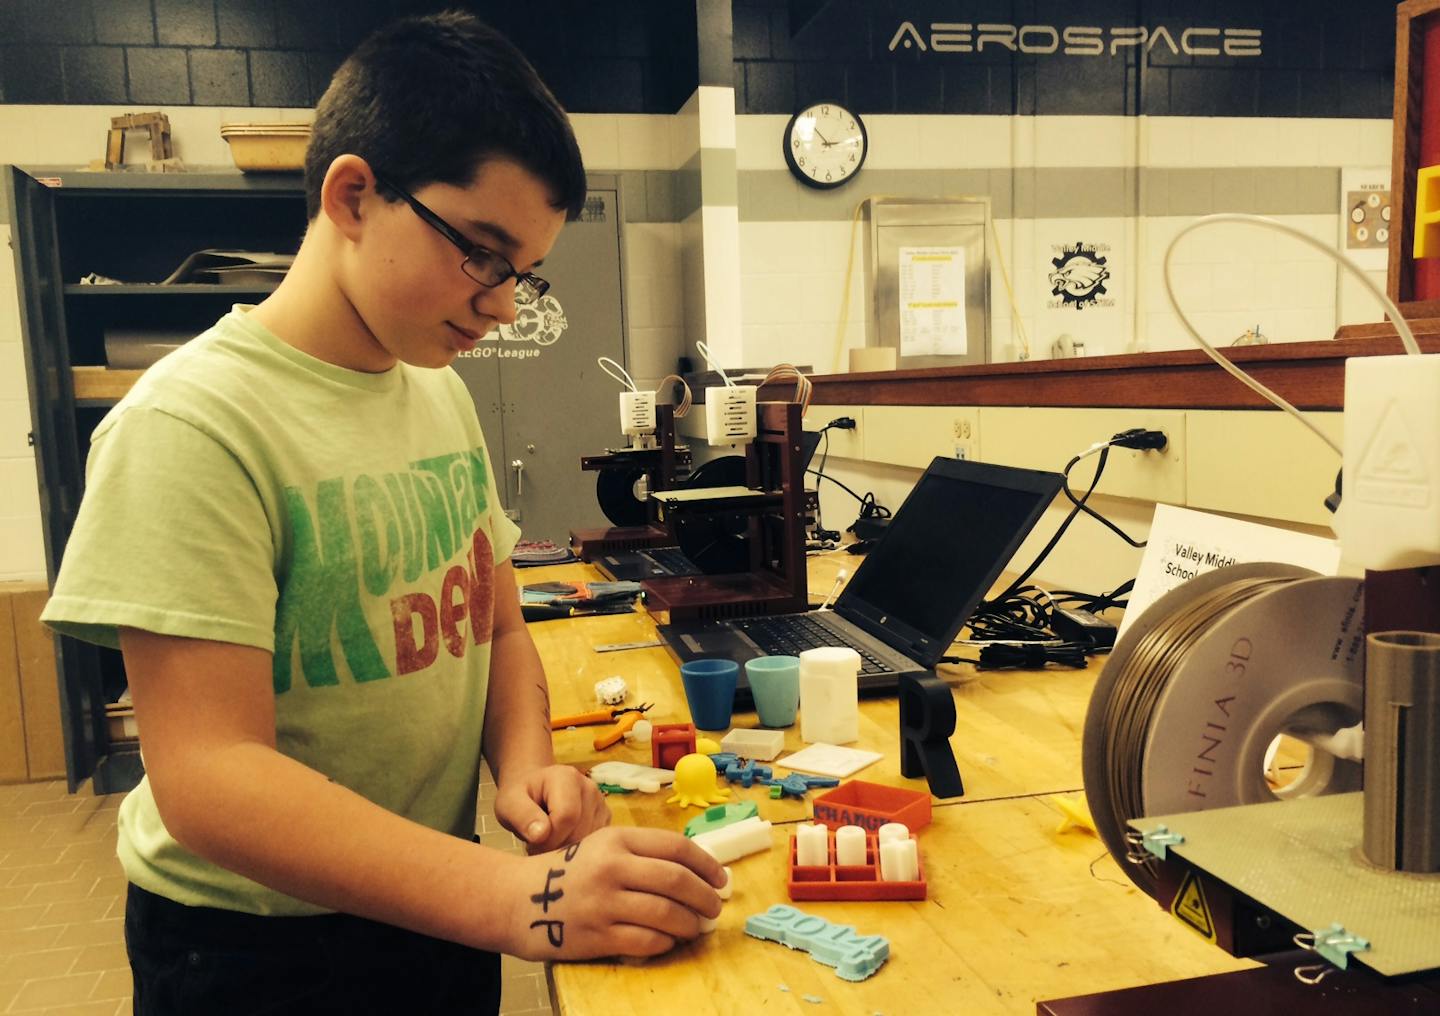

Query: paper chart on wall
898;246;967;356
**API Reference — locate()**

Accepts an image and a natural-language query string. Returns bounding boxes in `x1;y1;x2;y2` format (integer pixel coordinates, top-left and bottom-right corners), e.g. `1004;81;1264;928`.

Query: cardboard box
0;582;65;782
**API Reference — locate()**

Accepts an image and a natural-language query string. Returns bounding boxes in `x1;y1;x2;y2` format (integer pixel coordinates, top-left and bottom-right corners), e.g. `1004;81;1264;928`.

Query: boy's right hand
505;825;726;961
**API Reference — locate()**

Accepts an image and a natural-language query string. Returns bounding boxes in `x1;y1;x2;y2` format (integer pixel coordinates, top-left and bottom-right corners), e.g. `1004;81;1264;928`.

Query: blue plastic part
1312;923;1370;970
744;904;890;982
768;772;841;798
1141;824;1184;861
724;760;774;788
708;752;740;772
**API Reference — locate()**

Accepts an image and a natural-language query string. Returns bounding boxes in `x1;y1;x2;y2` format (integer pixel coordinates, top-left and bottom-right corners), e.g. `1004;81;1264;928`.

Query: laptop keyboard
736;614;896;675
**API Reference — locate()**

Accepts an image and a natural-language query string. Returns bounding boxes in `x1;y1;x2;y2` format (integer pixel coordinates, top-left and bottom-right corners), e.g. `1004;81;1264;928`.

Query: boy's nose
472;280;518;326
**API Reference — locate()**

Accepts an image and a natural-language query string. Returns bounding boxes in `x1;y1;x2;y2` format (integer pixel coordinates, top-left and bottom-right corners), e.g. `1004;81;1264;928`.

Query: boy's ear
319;155;375;242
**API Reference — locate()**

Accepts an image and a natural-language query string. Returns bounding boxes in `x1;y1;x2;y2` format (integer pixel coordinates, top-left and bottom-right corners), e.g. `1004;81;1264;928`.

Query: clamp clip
1296;923;1370;971
1138;824;1185;861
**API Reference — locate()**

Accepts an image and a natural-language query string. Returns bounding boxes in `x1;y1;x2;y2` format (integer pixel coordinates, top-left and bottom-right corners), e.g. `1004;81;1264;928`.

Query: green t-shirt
42;307;520;915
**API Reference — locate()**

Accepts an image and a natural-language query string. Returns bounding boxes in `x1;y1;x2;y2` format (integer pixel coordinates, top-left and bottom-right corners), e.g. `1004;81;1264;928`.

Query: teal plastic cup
680;658;739;731
745;655;801;727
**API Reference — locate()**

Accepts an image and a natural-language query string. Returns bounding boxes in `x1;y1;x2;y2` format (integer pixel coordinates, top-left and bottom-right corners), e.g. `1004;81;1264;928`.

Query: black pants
125;884;502;1016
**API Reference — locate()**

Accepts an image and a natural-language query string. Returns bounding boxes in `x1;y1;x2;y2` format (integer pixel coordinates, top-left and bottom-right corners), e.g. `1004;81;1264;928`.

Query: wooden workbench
524;558;1252;1015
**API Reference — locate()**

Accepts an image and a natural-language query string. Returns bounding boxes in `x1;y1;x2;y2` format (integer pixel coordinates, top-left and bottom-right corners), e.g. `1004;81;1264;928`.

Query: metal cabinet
450;179;629;544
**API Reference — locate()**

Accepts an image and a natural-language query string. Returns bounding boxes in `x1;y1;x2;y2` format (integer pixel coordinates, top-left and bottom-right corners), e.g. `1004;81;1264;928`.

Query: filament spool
1083;563;1366;896
595;466;651;527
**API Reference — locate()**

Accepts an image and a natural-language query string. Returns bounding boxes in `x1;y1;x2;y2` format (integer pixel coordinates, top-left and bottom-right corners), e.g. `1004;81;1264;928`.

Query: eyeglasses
372;172;549;306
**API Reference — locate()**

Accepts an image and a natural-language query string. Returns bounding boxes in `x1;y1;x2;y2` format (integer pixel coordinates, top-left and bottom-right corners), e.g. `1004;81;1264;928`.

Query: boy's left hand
494;764;612;854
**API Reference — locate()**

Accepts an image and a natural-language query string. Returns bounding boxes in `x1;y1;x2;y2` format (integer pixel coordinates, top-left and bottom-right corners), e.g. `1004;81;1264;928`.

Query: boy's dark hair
305;11;586;222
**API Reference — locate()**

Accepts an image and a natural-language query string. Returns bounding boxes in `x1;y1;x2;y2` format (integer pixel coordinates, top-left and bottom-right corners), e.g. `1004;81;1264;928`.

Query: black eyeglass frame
372;172;550;305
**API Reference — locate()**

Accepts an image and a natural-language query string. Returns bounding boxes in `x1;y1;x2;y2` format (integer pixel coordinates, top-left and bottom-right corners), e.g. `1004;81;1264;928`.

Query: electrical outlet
954;444;968;460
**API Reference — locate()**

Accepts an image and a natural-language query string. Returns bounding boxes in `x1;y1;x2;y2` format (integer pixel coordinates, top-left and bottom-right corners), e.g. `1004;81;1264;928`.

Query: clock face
783;103;867;190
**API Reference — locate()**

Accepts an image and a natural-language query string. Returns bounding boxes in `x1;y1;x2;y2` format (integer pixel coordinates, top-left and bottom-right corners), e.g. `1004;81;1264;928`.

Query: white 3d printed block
720;728;786;760
589;761;674;791
692;815;772;864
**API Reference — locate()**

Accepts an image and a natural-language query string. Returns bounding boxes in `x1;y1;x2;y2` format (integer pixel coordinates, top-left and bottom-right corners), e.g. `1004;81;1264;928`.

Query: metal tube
1363;631;1440;872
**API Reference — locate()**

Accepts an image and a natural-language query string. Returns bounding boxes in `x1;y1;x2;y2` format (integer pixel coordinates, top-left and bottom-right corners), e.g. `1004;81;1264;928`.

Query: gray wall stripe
737;167;1343;221
699;148;737;207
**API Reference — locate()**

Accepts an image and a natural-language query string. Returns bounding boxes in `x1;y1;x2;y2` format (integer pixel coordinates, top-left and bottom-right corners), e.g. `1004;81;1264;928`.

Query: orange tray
811;780;932;833
787;830;926;902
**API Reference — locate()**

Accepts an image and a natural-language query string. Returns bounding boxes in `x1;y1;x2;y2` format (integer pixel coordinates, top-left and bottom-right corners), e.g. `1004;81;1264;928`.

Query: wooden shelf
786;328;1440;412
72;366;143;402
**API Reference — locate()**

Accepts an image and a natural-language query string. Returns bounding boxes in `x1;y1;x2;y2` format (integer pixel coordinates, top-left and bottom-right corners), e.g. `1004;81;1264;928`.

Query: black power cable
957;430;1164;664
984;429;1163;608
807;417;890;549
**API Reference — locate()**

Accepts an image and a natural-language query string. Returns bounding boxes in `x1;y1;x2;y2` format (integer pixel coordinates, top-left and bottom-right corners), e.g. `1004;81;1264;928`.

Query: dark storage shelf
8;166;307;794
63;283;280;296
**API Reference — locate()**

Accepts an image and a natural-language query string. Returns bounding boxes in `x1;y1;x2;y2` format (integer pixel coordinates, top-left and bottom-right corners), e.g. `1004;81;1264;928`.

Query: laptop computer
595;430;824;582
657;456;1064;695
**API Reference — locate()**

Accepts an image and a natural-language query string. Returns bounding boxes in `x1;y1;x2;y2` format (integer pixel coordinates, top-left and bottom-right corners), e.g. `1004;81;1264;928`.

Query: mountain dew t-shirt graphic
274;448;500;692
43;308;520;915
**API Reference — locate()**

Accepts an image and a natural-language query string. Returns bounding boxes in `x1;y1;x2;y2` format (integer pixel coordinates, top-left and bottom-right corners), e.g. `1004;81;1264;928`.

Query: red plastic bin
787;829;926;902
810;780;931;833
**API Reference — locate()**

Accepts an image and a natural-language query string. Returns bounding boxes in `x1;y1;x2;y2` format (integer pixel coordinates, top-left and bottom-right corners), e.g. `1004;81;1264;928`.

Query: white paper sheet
899;245;967;356
1120;504;1342;638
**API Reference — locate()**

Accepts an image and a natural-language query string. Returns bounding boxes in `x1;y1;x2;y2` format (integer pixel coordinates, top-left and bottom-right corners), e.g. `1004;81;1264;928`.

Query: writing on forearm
536;679;551;725
529;842;581;947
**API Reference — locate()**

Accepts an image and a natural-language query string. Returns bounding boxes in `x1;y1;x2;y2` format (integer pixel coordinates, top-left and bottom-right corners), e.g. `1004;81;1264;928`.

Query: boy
41;12;723;1014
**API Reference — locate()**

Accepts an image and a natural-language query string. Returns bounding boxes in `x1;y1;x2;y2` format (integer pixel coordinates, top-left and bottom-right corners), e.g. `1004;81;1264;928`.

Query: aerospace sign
887;22;1261;59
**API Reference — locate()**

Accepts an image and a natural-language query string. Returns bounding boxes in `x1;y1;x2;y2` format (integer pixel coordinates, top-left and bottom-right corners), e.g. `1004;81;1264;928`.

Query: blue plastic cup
680;658;740;731
745;655;800;727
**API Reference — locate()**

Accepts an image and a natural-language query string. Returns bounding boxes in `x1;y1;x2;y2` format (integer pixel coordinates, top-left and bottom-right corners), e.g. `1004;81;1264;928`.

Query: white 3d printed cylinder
879;837;918;882
835;825;867;866
877;822;910;844
799;646;861;745
796;823;828;866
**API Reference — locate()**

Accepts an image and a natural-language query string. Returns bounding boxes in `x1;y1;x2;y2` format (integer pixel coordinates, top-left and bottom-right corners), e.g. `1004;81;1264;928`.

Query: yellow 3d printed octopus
665;753;731;808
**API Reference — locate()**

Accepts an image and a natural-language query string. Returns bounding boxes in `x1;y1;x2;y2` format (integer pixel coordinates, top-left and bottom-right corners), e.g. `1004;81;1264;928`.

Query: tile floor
0;766;555;1015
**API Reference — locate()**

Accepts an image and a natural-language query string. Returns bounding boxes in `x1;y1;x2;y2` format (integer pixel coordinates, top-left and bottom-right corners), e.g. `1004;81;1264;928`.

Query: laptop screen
835;457;1063;665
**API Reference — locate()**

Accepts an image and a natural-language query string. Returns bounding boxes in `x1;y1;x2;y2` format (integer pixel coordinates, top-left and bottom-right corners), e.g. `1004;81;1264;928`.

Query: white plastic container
799;646;861;745
719;727;785;761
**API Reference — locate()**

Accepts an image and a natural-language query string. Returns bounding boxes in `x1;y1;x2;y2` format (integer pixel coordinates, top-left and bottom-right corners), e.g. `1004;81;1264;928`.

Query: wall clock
782;102;867;189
